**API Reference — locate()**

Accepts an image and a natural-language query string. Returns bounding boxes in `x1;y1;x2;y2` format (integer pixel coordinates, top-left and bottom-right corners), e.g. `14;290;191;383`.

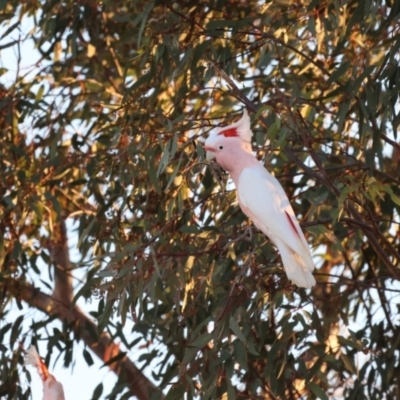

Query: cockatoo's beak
206;151;215;161
204;146;216;161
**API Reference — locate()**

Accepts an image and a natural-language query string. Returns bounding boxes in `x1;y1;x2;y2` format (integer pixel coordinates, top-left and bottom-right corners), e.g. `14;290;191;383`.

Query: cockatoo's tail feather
24;345;50;382
276;238;316;288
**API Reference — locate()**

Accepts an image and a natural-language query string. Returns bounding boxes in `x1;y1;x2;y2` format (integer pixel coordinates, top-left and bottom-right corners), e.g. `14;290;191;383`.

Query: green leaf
35;85;45;102
309;382;328;400
137;1;154;48
337;335;364;351
82;348;94;366
165;381;187;400
327;61;350;85
77;217;96;248
254;104;271;121
91;383;103;400
179;225;199;234
148;153;161;194
233;338;248;372
266;118;281;141
229;316;247;344
157;144;170;176
264;342;279;379
341;353;357;375
190;332;213;349
180;346;198;367
336;100;351;132
10;316;24;347
126;72;151;94
0;21;19;39
382;185;400;206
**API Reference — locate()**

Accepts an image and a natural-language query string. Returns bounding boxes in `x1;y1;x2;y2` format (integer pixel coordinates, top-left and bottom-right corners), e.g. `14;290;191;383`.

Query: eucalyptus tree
1;1;399;399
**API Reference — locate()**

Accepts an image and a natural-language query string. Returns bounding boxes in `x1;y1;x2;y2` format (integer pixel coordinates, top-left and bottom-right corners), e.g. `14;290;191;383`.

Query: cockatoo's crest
217;127;238;138
24;345;50;382
216;109;252;142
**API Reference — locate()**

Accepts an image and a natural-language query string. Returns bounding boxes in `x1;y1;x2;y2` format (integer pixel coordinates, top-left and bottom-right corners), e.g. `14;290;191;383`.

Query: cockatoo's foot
223;226;255;250
243;226;254;241
209;160;226;187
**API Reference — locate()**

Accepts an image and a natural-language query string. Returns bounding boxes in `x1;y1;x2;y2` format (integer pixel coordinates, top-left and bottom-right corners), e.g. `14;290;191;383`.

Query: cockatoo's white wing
237;166;311;257
238;166;315;287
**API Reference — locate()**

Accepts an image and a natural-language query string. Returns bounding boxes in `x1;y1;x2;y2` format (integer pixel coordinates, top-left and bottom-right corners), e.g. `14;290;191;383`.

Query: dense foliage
1;0;400;398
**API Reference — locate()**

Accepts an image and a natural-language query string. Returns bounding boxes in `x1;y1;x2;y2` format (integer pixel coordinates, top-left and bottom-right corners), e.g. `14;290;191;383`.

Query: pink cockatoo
204;109;316;288
24;345;66;400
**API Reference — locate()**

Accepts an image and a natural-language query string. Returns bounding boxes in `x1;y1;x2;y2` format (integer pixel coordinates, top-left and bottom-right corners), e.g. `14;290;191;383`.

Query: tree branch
47;218;74;307
14;281;164;400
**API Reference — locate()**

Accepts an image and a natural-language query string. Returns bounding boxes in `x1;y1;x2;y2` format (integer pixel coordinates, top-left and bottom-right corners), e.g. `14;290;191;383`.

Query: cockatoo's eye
219;146;223;149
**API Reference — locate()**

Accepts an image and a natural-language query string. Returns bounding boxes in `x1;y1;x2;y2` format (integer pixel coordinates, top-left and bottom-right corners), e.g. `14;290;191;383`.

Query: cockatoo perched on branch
24;345;66;400
204;109;316;288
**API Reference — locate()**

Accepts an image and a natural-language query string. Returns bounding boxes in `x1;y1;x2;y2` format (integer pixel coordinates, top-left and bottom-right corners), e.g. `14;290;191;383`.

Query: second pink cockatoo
204;109;316;288
24;345;66;400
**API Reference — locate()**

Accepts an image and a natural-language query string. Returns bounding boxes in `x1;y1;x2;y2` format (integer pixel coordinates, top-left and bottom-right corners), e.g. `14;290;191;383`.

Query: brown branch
365;205;400;265
14;281;164;400
14;218;165;399
47;218;74;306
361;247;395;332
346;203;400;280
